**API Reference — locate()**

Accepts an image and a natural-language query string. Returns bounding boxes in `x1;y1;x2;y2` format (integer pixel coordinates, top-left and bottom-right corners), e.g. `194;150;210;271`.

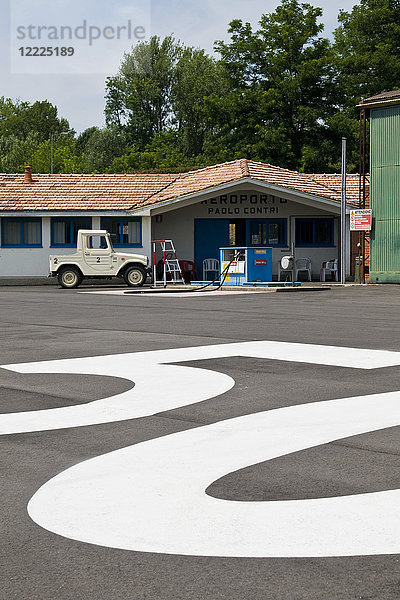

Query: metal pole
163;243;167;288
341;137;347;284
358;108;368;284
291;241;295;287
361;109;367;284
152;241;157;287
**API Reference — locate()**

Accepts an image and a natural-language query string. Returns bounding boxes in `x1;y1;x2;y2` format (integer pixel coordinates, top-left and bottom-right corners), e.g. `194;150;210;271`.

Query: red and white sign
350;209;372;231
254;260;267;265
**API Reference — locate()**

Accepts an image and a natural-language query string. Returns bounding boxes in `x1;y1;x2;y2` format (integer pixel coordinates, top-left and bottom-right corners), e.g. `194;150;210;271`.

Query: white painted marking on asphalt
28;392;400;557
0;363;233;435
2;341;400;434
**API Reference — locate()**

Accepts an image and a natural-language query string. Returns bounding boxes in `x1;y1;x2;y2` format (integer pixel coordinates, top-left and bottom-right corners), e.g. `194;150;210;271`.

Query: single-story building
0;159;363;281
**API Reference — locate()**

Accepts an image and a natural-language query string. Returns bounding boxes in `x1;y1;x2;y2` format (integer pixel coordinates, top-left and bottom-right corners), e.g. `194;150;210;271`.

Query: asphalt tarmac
1;284;400;600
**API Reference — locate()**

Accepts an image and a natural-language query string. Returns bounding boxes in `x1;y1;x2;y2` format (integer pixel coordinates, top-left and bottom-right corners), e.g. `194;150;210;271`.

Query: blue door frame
194;219;229;279
194;218;288;279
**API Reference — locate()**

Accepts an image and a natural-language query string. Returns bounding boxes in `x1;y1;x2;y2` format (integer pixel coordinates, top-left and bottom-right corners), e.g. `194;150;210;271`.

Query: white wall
0;217;54;276
0;195;349;279
152;190;343;279
0;214;149;278
141;216;152;261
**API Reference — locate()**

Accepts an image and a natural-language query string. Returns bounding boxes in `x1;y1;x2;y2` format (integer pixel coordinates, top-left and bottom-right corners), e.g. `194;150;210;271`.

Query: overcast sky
1;0;357;133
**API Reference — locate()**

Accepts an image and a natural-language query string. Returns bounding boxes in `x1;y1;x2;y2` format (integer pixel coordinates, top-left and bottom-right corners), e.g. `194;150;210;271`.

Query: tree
0;133;85;174
0;97;75;173
0;98;29;140
108;131;202;173
82;127;127;172
105;36;180;147
24;101;71;142
105;36;230;158
0;97;71;142
29;139;85;173
323;0;400;172
333;0;400;108
172;48;229;156
75;126;99;156
212;0;335;170
0;134;38;172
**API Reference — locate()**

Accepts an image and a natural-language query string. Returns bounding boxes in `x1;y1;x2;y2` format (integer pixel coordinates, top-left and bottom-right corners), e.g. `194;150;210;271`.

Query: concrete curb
0;277;57;286
0;277;126;287
0;278;362;289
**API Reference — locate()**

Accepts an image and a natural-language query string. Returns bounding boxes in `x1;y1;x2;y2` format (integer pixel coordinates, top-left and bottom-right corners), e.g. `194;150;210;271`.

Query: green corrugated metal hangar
359;90;400;283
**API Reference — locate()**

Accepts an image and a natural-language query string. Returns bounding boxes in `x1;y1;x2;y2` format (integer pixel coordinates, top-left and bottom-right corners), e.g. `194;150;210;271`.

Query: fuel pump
219;246;272;286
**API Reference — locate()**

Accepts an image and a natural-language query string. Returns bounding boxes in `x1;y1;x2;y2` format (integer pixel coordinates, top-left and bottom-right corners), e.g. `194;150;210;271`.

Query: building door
194;219;229;278
229;219;246;246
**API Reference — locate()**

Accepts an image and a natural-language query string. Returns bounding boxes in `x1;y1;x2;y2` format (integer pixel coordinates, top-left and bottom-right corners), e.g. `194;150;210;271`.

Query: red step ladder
152;239;185;287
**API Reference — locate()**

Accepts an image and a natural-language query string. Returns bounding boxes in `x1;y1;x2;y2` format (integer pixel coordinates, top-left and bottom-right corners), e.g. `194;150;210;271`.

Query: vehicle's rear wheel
57;267;83;289
124;266;146;287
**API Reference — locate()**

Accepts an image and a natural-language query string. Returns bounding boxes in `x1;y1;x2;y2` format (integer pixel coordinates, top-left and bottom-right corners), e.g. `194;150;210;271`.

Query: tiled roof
357;89;400;108
250;163;362;205
139;160;364;208
0;160;365;212
306;173;368;206
136;160;246;207
0;173;179;211
362;89;400;102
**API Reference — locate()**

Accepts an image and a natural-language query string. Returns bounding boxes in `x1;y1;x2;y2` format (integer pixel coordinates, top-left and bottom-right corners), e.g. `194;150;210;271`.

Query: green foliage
172;48;229;155
1;1;400;175
0;133;39;172
105;36;180;146
105;36;229;158
334;0;400;108
0;132;85;174
82;127;127;172
0;97;74;173
327;0;400;171
213;0;335;170
30;140;86;174
0;97;71;142
108;132;203;173
75;127;99;155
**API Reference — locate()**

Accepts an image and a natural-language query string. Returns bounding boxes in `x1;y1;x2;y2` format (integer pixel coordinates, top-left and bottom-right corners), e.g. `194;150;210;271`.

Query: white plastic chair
295;258;312;281
320;259;338;282
278;257;294;281
203;258;220;281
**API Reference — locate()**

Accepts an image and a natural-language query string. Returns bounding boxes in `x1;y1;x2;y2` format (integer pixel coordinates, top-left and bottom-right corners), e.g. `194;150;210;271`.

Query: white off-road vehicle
49;229;151;289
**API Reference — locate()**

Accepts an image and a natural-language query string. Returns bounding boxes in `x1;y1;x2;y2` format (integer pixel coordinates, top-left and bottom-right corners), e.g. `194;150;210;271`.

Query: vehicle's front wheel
57;267;83;289
124;266;146;287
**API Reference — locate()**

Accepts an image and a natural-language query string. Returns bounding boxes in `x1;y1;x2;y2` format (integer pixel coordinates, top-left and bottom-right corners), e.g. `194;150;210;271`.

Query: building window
249;219;287;247
1;218;42;247
101;217;142;246
295;218;334;247
51;217;92;246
